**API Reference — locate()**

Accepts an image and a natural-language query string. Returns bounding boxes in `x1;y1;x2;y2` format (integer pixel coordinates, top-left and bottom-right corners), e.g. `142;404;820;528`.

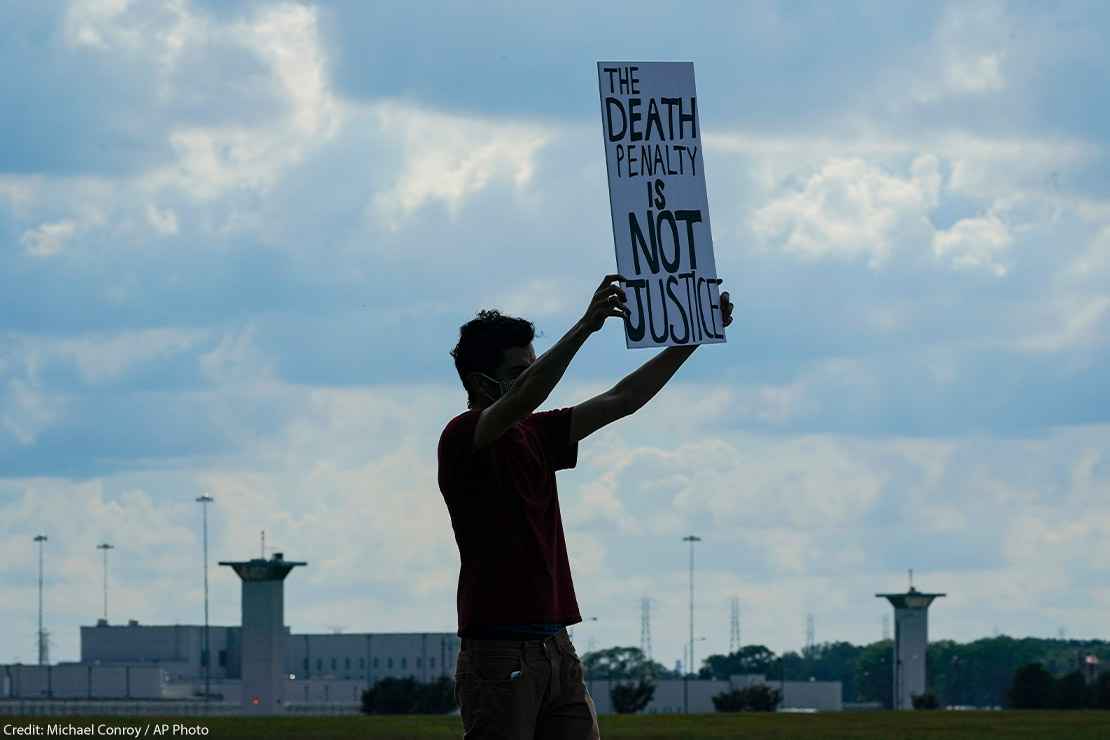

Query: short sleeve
526;407;579;472
437;410;489;494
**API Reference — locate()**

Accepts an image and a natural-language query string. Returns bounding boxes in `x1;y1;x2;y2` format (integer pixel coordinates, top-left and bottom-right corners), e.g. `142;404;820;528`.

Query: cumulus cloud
909;2;1011;104
491;278;569;319
1017;296;1110;354
751;155;941;268
368;102;552;229
932;210;1013;276
20;220;77;257
198;324;275;386
145;204;178;235
1062;226;1110;285
2;328;208;386
1;379;67;446
149;2;342;202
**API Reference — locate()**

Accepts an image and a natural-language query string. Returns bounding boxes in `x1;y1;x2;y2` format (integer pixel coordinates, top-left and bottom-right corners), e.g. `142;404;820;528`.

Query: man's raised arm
570;291;732;443
473;274;628;450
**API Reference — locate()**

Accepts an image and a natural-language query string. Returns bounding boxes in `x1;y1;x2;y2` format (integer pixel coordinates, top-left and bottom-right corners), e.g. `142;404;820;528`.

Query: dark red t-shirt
437;406;583;635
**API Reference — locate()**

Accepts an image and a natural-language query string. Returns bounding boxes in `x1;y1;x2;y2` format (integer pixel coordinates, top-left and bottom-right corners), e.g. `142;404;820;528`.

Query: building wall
284;678;366;704
782;680;842;711
587;679;731;714
894;608;928;710
80;624;460;688
587;676;843;714
1;665;163;699
81;623;238;681
240;580;287;714
285;633;460;685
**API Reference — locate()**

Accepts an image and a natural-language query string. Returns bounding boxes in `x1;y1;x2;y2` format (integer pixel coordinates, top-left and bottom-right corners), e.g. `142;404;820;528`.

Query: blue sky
2;0;1109;670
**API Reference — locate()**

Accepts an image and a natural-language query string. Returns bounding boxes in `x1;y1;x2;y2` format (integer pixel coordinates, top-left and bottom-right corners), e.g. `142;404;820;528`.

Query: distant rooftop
218;551;307;581
876;586;946;608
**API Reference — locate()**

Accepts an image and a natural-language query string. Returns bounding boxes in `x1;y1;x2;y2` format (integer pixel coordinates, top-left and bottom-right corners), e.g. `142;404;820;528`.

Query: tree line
691;636;1110;708
356;636;1110;713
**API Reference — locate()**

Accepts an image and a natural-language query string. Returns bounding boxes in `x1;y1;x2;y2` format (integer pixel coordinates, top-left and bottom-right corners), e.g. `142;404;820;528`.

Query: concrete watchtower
877;575;945;710
219;552;306;714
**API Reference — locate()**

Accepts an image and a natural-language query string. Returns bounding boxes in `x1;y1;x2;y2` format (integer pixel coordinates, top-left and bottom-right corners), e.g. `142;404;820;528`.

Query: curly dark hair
451;310;536;408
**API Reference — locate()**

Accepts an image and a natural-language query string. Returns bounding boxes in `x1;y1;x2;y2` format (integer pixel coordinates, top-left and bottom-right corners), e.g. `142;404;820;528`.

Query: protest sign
597;62;725;348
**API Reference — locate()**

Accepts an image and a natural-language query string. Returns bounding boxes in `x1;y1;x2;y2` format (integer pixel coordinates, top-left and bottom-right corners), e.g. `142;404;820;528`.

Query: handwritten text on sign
598;62;724;348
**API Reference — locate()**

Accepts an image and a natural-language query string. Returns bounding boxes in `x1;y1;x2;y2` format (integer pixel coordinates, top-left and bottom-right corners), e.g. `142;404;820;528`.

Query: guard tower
877;574;944;710
219;552;305;714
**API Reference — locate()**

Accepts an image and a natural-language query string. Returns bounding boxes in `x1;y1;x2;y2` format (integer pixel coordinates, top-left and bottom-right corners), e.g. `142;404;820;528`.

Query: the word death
603;95;699;142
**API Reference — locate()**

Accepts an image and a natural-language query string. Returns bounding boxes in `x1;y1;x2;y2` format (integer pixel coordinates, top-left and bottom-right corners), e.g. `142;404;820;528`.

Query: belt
461;627;569;651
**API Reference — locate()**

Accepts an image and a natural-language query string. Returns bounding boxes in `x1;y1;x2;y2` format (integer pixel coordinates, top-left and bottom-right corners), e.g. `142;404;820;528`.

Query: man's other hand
720;290;733;328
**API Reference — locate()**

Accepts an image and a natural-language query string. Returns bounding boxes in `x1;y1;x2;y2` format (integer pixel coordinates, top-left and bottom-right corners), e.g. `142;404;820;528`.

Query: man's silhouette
438;274;732;738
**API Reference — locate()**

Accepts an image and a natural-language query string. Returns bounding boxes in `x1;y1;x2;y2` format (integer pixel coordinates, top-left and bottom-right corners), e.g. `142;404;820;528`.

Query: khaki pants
455;629;600;739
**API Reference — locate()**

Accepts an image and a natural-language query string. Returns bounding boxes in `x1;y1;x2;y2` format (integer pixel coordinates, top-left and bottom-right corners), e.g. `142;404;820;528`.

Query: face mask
475;372;513;401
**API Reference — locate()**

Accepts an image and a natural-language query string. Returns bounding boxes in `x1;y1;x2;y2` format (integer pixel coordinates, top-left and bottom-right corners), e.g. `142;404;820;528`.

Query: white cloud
198;324;275;386
0;177;39;215
2;329;208;386
932;210;1013;276
491;278;569;319
369;102;552;229
1017;295;1110;354
1062;226;1110;284
1014;227;1110;354
709;128;1095;206
1;379;67;446
56;328;206;384
64;0;141;51
244;4;338;139
20;220;77;258
900;2;1010;104
751;155;940;268
142;3;342;201
725;125;1101;279
145;204;178;235
945;52;1005;95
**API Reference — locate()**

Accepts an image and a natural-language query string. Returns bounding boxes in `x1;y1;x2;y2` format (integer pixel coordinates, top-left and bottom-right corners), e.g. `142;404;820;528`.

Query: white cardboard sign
597;61;724;349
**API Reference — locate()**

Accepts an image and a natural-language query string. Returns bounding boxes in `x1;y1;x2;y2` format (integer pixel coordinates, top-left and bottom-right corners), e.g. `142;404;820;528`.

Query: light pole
682;535;701;681
780;648;786;709
580;616;599;651
577;617;599;696
569;615;598;644
950;656;960;708
683;636;706;714
97;543;114;623
34;535;47;665
196;494;214;702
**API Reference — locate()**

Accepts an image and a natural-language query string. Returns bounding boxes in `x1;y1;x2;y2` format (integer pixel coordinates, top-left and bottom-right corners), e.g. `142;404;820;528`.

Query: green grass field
7;712;1110;739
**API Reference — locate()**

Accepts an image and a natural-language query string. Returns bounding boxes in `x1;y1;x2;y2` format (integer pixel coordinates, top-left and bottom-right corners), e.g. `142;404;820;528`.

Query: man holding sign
437;62;728;739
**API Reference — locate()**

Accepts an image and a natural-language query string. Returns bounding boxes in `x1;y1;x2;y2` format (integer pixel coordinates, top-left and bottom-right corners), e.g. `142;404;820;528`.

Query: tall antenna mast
641;597;653;660
805;612;815;656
